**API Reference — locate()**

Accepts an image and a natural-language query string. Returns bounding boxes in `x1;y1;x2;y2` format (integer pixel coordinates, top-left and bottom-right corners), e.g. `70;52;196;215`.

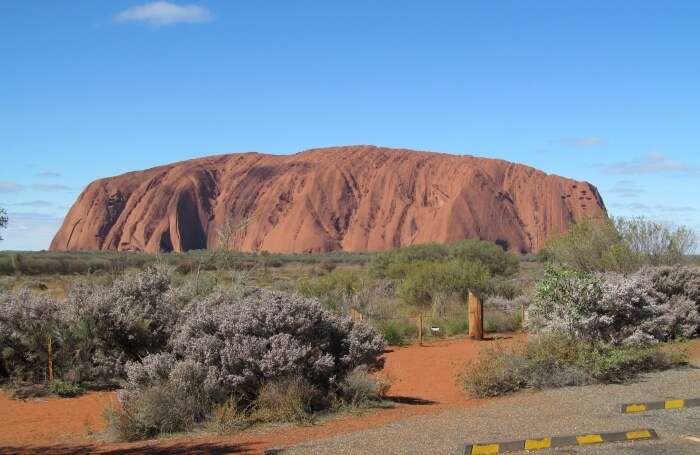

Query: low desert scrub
462;335;686;398
212;370;389;435
48;379;84;397
377;319;417;346
528;265;700;344
483;310;521;333
249;377;317;425
338;367;390;406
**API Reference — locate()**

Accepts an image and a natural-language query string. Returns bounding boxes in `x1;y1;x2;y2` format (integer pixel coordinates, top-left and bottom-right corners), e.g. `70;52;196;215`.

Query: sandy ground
0;335;522;454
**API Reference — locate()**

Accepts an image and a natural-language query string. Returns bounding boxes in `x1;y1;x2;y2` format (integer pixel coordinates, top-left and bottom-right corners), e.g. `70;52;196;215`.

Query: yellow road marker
524;437;551;450
626;430;652;440
576;434;604;445
665;399;684;409
625;403;647;413
471;443;500;454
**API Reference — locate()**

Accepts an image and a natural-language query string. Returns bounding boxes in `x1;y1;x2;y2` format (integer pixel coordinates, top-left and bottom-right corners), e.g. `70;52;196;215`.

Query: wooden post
468;291;483;340
350;308;363;321
520;303;526;328
47;335;54;382
417;313;423;346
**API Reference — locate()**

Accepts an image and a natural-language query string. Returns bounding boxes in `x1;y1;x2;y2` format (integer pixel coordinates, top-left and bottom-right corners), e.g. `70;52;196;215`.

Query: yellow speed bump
461;429;657;454
625;403;647;413
620;397;699;413
626;430;652;440
523;437;551;450
665;399;685;409
576;434;604;445
470;443;499;455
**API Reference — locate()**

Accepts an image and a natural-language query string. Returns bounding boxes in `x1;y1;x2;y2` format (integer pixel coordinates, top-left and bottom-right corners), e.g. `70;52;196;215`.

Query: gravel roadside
284;365;700;455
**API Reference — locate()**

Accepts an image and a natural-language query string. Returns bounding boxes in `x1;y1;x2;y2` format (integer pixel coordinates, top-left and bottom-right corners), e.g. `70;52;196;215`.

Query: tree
614;217;697;265
0;208;7;241
541;218;642;273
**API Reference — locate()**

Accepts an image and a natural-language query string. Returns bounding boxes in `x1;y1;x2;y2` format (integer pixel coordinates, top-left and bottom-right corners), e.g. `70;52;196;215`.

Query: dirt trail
0;336;522;454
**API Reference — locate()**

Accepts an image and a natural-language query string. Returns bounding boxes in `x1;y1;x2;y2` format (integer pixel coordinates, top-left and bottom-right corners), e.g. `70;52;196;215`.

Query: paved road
284;366;700;454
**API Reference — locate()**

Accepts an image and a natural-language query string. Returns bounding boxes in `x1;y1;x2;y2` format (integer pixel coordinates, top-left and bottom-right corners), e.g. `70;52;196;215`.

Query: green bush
370;240;518;279
449;240;519;276
250;377;317;424
378;319;416;346
542;218;642;273
398;260;489;307
438;316;469;337
104;382;207;441
483;310;521;333
528;266;603;338
462;335;686;398
48;379;84;397
338;367;389;406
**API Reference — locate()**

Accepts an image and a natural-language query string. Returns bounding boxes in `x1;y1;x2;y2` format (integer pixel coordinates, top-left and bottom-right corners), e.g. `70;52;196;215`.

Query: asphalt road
284;365;700;455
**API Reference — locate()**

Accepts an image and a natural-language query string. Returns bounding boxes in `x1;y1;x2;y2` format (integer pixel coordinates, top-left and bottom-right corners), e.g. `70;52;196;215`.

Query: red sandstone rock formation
50;146;606;254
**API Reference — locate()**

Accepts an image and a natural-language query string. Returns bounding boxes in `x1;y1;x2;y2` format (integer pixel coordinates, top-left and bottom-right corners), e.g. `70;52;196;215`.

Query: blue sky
1;1;699;251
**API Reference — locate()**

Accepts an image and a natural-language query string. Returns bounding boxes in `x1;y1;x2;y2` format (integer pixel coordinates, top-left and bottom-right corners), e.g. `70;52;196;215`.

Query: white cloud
599;152;700;177
114;1;213;27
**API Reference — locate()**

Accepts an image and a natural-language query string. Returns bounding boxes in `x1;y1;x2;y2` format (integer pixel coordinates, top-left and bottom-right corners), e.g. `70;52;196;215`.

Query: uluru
50;145;607;254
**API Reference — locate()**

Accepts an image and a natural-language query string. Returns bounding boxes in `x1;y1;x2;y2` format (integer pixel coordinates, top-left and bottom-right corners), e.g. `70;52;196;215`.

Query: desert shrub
598;272;700;344
297;269;367;312
48;379;84;397
528;266;700;345
542;218;642;273
483;275;522;299
211;394;251;434
638;265;700;304
338;366;389;406
249;376;317;424
167;288;384;399
377;319;417;346
485;295;529;311
106;384;201;441
371;243;449;278
108;357;221;441
321;260;338;273
398;260;489;307
370;240;518;279
462;335;685;398
484;310;521;333
20;280;48;291
615;217;697;266
58;266;180;384
111;288;385;440
440;317;469;336
527;266;604;339
448;239;519;276
0;289;59;382
543;217;697;273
